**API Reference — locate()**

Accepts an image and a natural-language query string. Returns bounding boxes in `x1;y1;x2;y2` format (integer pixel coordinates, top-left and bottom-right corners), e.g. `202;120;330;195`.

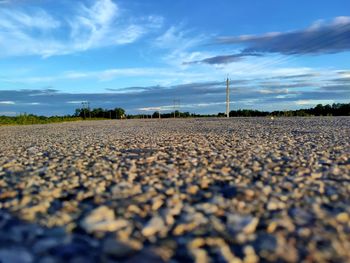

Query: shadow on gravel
0;210;165;263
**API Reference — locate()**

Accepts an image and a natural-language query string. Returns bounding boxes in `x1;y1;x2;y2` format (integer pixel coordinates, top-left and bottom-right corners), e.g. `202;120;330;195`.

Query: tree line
133;103;350;118
74;107;125;119
1;103;349;125
223;103;350;117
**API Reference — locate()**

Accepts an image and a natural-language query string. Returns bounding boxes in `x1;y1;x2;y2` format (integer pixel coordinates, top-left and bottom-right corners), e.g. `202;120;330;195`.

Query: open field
0;117;349;263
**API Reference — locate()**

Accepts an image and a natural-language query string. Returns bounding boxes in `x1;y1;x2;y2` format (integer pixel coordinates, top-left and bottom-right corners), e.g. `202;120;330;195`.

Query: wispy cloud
0;0;163;57
0;67;208;84
320;84;350;91
216;16;350;56
184;52;263;65
270;73;319;80
331;77;350;83
295;99;336;106
0;101;15;105
259;88;291;95
259;82;315;89
155;25;210;67
0;111;16;116
186;17;350;67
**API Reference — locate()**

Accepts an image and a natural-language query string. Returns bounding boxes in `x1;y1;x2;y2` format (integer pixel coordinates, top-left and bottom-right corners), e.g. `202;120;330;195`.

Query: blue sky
0;0;349;116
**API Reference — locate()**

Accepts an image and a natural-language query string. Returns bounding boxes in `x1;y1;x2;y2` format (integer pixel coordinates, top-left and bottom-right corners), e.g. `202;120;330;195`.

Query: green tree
114;108;125;119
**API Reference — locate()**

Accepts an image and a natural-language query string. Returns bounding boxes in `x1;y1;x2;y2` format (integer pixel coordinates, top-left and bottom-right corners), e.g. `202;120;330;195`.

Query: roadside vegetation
0;115;82;125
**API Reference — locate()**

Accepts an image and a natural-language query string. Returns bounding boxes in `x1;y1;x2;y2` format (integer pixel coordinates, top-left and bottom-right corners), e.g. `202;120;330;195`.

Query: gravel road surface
0;117;349;263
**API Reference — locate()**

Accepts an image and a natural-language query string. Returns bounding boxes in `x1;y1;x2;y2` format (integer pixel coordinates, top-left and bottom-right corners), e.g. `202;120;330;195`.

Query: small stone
311;172;322;179
37;256;57;263
103;238;136;258
227;215;259;234
0;248;33;263
124;249;165;263
190;248;209;263
254;233;277;254
32;238;62;254
244;246;259;263
267;200;285;211
336;212;349;223
222;186;238;198
81;206;128;233
263;186;272;196
49;242;88;259
297;227;311;238
243;217;259;234
152;199;164;211
244;189;255;199
142;216;165;237
289;208;314;226
187;185;199;195
0;190;17;199
267;221;278;233
188;238;206;249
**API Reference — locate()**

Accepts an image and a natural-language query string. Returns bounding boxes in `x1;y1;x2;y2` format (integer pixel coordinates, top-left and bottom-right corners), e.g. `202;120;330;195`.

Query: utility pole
87;102;91;119
226;77;230;118
82;102;87;119
173;99;180;118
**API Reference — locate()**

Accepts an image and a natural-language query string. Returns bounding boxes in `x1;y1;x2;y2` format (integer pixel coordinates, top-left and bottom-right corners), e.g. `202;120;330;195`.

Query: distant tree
74;108;82;117
314;104;324;116
114;108;125;119
152;111;160;118
181;112;190;118
91;108;104;118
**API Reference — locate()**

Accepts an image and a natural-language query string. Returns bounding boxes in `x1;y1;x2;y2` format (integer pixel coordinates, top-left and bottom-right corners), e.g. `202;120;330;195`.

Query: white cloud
259;89;289;94
138;107;162;111
67;101;86;104
0;8;60;30
0;0;163;57
138;102;226;112
333;16;350;25
155;25;210;67
0;101;15;104
0;111;17;116
3;67;207;84
295;99;335;105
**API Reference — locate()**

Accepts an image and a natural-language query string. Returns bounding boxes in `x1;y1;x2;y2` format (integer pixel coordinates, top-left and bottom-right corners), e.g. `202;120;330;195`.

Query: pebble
142;216;165;237
0;248;33;263
102;238;136;258
81;206;128;233
227;214;259;234
336;212;349;223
